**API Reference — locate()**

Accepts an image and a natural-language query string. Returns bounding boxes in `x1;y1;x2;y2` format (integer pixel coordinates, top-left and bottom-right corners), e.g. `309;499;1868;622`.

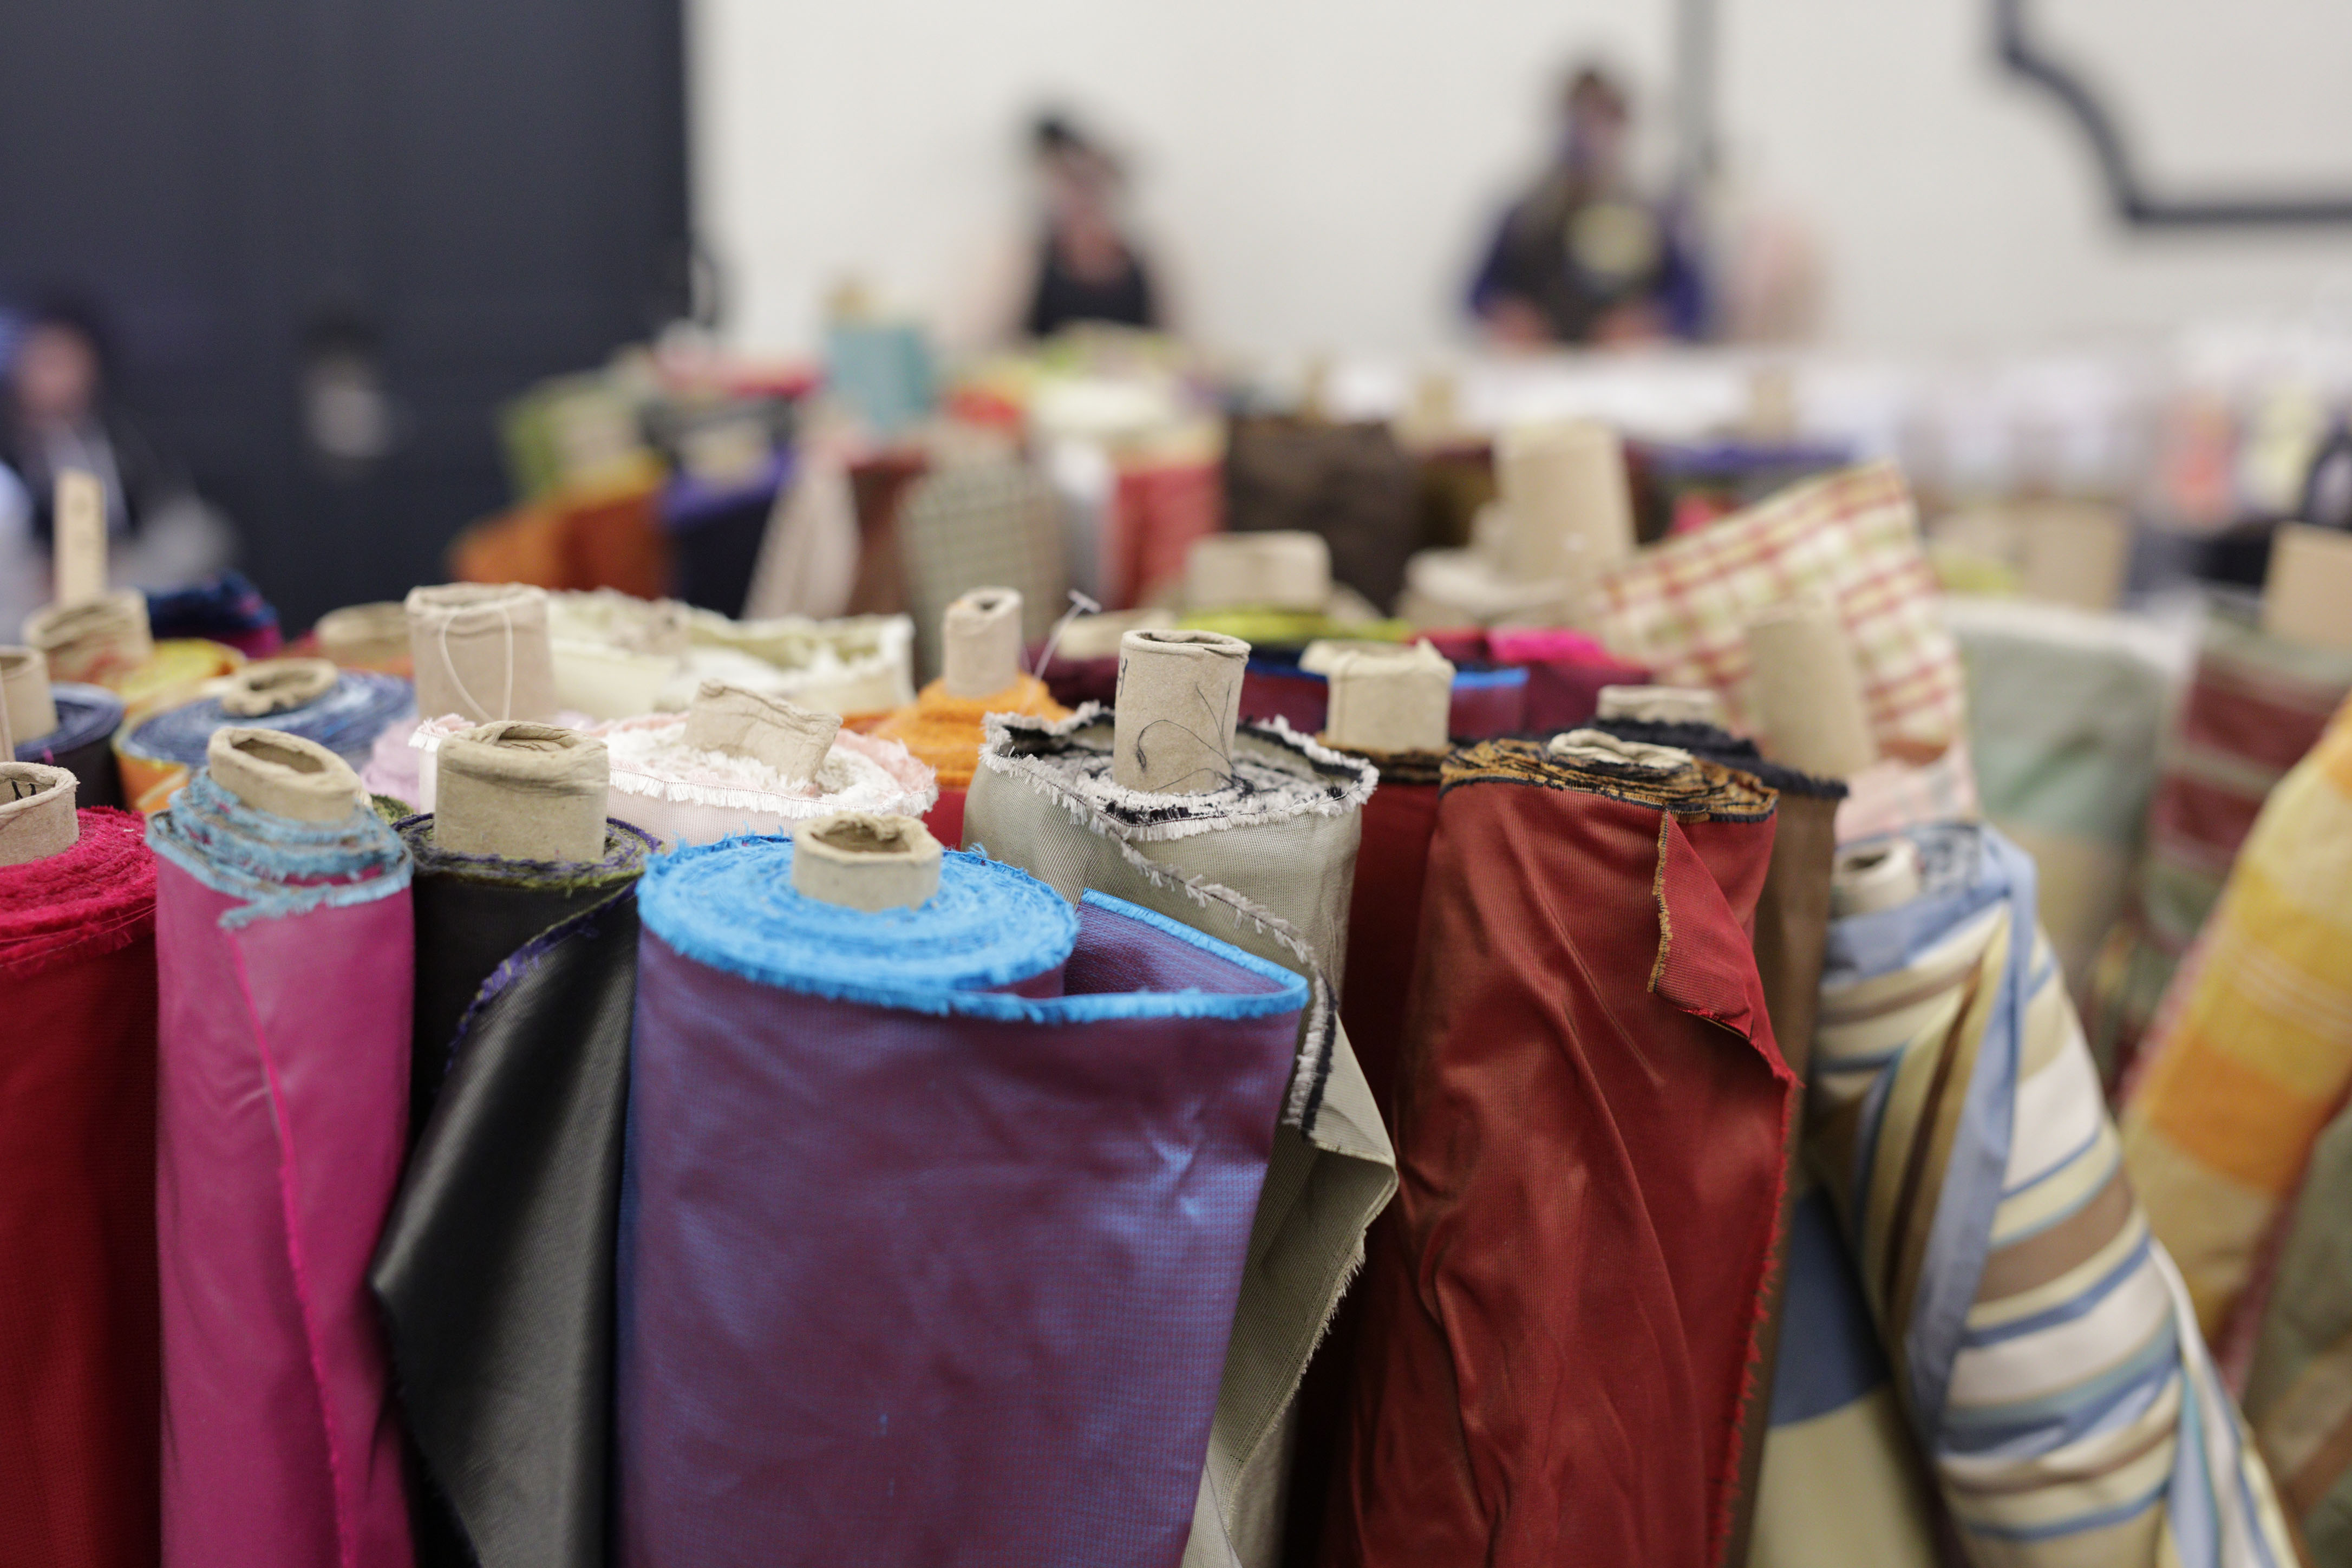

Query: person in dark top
1022;114;1160;338
1467;65;1705;348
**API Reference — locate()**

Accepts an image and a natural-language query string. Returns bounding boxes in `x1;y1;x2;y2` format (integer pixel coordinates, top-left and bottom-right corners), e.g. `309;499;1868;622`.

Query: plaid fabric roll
2090;599;2352;1083
1590;460;1963;758
1812;823;2295;1566
891;462;1069;681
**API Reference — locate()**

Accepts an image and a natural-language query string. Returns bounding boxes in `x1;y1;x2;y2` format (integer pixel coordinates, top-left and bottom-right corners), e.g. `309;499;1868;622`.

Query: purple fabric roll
619;845;1308;1568
150;773;415;1568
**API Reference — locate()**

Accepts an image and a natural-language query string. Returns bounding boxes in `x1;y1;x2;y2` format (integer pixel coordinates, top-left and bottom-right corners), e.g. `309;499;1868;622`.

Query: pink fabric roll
151;772;416;1568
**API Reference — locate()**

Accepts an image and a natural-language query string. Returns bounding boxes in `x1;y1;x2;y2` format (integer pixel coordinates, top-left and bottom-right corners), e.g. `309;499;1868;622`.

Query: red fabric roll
1325;740;1789;1568
1337;753;1445;1122
0;808;160;1568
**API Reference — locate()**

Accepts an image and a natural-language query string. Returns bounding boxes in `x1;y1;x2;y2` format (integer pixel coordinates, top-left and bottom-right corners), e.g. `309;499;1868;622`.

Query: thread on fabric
147;770;412;929
1032;590;1102;677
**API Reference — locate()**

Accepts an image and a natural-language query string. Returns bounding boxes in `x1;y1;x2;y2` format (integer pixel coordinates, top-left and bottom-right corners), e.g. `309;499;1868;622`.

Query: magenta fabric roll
150;772;416;1568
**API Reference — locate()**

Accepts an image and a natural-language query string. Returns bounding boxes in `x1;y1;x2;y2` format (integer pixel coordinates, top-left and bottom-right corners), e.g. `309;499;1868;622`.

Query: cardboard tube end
792;812;942;911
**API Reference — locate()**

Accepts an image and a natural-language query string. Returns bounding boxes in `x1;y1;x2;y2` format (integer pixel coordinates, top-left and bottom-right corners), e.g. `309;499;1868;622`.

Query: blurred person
0;296;234;630
1467;64;1705;348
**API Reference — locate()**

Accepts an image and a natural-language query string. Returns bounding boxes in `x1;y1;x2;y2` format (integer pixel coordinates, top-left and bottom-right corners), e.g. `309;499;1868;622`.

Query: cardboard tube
791;812;942;911
207;728;365;824
1324;643;1454;753
1495;420;1634;585
1596;685;1728;727
1746;600;1877;779
24;590;153;686
54;470;108;605
433;722;609;862
1832;838;1922;917
941;589;1025;699
680;681;839;785
1185;532;1332;612
216;658;338;718
0;647;57;750
314;602;411;667
0;762;77;866
404;583;557;724
1112;629;1247;794
2264;522;2352;652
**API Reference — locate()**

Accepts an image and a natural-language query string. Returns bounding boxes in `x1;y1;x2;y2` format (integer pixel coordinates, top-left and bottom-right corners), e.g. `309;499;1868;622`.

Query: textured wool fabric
892;462;1069;680
2091;598;2352;1084
964;708;1394;1568
148;773;415;1568
1324;737;1790;1568
616;839;1308;1567
869;672;1069;846
118;670;415;813
2122;697;2352;1343
14;680;127;810
1811;823;2294;1566
1949;596;2178;998
1589;460;1964;757
1223;416;1420;611
0;808;160;1568
145;571;284;658
398;814;656;1138
374;829;652;1568
2243;1100;2352;1559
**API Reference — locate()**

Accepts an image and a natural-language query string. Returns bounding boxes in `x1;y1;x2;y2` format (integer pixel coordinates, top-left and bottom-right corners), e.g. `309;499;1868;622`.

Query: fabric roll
108;638;245;712
1106;458;1223;610
1592;715;1847;1568
547;589;691;721
25;590;154;686
2243;1100;2352;1559
678;607;916;717
617;837;1309;1566
964;708;1394;1568
1178;608;1410;650
892;461;1069;681
309;602;415;674
1836;736;1983;845
14;680;127;810
145;570;284;658
1423;626;1647;733
2122;696;2352;1343
866;672;1068;847
1590;460;1964;757
1223;415;1420;611
0;807;160;1568
1325;735;1789;1568
149;771;415;1568
373;818;655;1568
2091;597;2352;1083
1236;656;1526;743
407;583;559;725
1808;821;2295;1566
118;669;415;813
1948;595;2179;1002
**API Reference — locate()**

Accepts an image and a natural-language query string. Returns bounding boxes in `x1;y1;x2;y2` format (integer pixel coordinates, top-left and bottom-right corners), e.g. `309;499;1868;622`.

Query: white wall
689;0;2352;360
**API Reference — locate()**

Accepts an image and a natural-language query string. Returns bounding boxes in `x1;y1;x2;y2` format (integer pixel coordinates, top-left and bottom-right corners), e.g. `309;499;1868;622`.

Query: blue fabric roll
15;682;127;809
125;670;415;769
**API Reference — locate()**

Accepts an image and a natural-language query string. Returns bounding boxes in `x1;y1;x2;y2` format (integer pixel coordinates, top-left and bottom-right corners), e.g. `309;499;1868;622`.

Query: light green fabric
965;711;1396;1568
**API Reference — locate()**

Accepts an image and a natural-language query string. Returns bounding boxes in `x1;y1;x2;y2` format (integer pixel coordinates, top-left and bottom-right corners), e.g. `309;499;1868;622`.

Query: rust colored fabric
1324;739;1791;1568
869;674;1069;849
1336;749;1446;1123
450;483;670;599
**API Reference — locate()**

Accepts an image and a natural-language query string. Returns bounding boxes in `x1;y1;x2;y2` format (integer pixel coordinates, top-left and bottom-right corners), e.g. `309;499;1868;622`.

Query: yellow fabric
865;675;1068;791
2124;696;2352;1337
106;638;244;711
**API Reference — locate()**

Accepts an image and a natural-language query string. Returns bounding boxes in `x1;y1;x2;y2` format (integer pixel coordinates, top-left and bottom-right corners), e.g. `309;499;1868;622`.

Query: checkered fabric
1591;460;1964;756
894;461;1069;681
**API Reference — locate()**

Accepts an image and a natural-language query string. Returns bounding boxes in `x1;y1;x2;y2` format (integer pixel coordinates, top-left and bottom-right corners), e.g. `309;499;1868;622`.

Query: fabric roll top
148;765;409;919
120;669;415;814
146;571;284;658
1807;821;2295;1567
0;806;161;1568
108;638;247;711
865;671;1069;846
619;835;1309;1566
14;680;127;811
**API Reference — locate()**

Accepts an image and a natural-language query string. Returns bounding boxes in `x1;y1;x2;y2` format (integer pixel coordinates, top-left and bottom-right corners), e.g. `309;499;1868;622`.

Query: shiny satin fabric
617;838;1308;1566
1325;737;1791;1568
148;772;415;1568
0;808;160;1568
1807;824;2294;1566
964;707;1396;1568
398;815;655;1138
1592;715;1846;1568
373;876;647;1568
14;680;127;811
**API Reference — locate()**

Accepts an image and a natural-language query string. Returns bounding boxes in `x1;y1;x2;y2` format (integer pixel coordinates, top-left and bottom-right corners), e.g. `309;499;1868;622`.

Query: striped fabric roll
2090;597;2352;1083
1810;823;2295;1566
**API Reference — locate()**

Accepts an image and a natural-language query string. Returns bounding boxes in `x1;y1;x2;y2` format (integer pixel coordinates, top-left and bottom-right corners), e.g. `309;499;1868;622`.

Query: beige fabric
433;722;609;861
24;591;153;685
2266;522;2352;652
1112;630;1248;794
405;583;559;724
965;710;1396;1568
1595;683;1727;727
1494;419;1634;584
1323;644;1452;753
1186;532;1332;613
0;763;78;866
1747;599;1878;778
207;729;364;823
313;602;411;668
941;589;1025;699
0;648;56;749
1054;607;1175;662
681;682;838;784
216;659;338;718
792;813;942;910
